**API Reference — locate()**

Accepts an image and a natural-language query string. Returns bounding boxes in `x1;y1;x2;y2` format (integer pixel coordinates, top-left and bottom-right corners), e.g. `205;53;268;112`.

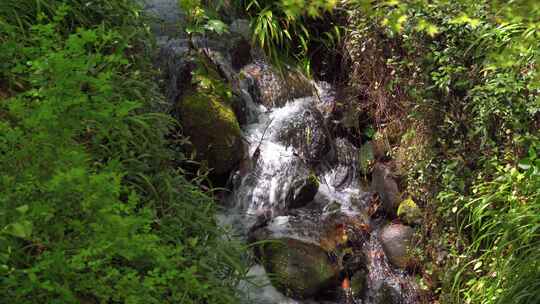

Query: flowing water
145;1;419;302
221;83;418;304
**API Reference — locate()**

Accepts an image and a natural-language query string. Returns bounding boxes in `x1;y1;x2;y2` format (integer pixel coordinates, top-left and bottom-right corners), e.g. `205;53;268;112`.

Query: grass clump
237;0;343;75
0;1;246;303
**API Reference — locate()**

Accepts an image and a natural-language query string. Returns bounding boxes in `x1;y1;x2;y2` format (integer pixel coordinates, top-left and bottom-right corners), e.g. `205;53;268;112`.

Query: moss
180;92;242;175
397;197;422;225
308;172;319;187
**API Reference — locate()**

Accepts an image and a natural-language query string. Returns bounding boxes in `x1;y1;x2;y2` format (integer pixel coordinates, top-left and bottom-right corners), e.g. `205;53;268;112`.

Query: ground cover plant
0;1;246;303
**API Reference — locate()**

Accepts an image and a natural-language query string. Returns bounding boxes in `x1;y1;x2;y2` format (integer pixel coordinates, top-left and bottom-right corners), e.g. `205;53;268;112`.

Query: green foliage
179;0;230;35
0;1;246;303
347;0;539;303
240;0;342;72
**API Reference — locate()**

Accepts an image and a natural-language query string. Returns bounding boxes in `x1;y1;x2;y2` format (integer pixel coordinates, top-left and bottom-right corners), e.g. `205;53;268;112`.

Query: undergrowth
237;0;343;76
0;1;246;303
342;1;539;303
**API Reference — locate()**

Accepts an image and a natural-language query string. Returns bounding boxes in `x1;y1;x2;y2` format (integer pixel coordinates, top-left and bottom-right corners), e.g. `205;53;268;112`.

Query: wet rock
277;103;330;164
342;250;368;277
256;238;341;299
329;138;359;188
250;211;369;256
374;282;402;304
380;224;414;269
240;62;314;108
397;198;422;225
230;38;252;70
230;95;248;125
350;269;368;298
320;213;370;253
371;163;400;217
154;39;192;110
180;92;243;175
319;222;349;253
287;174;319;209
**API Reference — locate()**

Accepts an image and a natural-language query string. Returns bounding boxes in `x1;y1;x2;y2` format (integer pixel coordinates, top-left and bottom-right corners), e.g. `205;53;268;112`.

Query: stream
221;80;418;304
145;1;420;303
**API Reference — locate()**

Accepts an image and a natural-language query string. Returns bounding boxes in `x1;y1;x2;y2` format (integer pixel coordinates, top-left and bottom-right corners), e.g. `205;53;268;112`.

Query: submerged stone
374;282;402;304
287;174;319;209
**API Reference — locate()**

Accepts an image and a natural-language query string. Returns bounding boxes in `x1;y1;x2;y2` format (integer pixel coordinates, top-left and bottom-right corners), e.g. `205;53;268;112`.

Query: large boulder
371;163;400;217
256;238;341;299
180;92;243;175
380;224;414;269
240;62;314;109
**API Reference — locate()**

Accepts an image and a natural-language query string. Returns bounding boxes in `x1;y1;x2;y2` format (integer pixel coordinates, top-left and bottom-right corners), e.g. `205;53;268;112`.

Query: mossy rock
397;197;422;225
180;92;242;175
350;269;367;298
257;238;341;299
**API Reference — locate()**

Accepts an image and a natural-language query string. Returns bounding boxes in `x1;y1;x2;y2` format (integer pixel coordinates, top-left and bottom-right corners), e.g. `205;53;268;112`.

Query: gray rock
374;282;402;304
371;163;400;217
380;224;414;269
144;0;186;37
230;19;251;40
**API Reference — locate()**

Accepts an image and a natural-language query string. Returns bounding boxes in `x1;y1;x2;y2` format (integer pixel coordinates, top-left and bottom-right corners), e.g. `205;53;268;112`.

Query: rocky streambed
145;1;424;303
221;74;421;304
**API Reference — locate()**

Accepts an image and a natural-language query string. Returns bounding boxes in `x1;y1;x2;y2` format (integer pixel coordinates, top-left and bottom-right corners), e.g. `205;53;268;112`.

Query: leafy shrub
344;1;539;303
239;0;342;74
0;1;245;303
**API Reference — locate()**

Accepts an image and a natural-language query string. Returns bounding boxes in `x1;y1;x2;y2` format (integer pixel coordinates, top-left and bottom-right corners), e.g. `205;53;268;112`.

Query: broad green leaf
15;205;29;214
3;221;33;239
204;20;229;35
